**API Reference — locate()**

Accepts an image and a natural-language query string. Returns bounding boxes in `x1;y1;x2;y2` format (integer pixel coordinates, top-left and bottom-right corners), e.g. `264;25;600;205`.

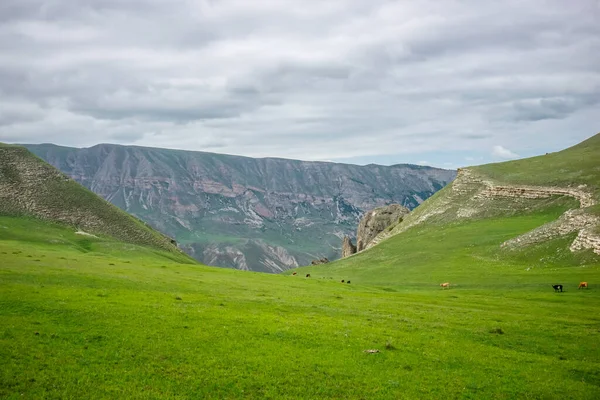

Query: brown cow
579;282;588;289
292;272;297;276
306;274;311;278
440;282;450;289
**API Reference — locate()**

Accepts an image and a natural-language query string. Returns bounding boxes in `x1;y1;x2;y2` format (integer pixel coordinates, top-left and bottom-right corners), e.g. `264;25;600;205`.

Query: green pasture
1;215;599;399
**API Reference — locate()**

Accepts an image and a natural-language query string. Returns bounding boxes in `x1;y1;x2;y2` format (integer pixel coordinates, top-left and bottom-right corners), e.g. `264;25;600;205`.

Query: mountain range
24;143;455;272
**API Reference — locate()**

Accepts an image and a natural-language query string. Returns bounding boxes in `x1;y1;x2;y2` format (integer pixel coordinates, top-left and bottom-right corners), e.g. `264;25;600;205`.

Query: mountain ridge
23;142;456;272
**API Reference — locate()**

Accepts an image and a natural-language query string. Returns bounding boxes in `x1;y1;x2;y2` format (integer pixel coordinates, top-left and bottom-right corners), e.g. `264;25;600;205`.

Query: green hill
1;135;600;399
297;133;600;286
474;133;600;194
0;143;192;261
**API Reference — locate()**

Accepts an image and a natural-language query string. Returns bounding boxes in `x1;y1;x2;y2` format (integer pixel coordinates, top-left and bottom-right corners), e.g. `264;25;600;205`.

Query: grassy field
2;135;600;398
2;214;600;399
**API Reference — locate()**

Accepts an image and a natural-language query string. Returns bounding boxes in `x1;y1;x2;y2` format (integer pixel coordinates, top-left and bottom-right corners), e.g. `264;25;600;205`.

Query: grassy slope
2;135;600;398
2;219;600;399
474;133;600;199
0;144;190;258
294;135;600;285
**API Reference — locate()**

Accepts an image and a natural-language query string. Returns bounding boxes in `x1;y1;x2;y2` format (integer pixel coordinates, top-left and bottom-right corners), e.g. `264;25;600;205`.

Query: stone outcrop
342;204;410;257
571;229;600;255
476;184;595;208
311;258;330;265
356;204;410;251
501;209;600;250
342;236;357;257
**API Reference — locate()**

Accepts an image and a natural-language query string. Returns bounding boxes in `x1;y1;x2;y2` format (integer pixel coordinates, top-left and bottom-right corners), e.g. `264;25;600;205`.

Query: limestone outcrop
342;236;357;257
342;204;410;257
356;204;410;251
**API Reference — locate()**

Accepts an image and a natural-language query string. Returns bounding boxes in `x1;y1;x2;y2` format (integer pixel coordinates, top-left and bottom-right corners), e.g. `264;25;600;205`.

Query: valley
24;144;455;272
1;134;600;398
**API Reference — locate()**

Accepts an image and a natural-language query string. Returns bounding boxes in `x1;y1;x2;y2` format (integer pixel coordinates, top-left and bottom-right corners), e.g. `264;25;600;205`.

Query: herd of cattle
291;271;350;283
551;282;588;292
442;282;589;291
291;273;590;291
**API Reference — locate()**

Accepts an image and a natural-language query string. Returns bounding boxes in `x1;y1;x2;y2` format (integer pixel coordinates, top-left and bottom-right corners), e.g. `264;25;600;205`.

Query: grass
2;214;600;399
2;134;600;398
474;133;600;199
0;145;185;255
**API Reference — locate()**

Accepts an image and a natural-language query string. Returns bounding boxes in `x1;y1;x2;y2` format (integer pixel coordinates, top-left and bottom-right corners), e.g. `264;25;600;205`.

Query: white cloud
492;145;520;159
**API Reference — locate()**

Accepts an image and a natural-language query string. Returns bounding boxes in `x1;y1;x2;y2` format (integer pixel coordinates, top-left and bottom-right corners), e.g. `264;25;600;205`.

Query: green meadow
1;215;600;399
2;134;600;398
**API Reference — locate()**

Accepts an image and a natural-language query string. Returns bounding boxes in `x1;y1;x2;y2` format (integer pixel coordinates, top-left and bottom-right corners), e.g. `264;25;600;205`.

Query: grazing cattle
292;272;297;276
347;281;351;284
578;282;588;289
306;274;311;278
552;284;563;292
440;282;450;289
341;280;345;283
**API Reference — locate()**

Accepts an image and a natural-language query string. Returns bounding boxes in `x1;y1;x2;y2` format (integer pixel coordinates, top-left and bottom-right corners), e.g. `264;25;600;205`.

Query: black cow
306;274;311;278
552;284;563;292
347;281;351;284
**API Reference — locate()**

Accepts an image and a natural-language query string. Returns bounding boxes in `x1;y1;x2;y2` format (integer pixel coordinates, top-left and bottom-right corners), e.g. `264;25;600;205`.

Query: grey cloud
0;0;599;164
459;133;491;140
511;94;600;122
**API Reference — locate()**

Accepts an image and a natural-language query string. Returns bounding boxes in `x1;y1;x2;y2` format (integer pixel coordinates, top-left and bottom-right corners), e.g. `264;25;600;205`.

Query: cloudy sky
0;0;598;168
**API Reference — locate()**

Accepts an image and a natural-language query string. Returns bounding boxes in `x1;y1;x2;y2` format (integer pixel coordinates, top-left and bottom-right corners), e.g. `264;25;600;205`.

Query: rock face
355;204;410;251
24;143;456;272
342;236;357;257
311;258;330;265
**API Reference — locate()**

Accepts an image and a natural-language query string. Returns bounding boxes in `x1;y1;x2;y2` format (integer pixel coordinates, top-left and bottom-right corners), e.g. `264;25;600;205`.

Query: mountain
0;143;192;262
295;132;600;284
23;143;456;272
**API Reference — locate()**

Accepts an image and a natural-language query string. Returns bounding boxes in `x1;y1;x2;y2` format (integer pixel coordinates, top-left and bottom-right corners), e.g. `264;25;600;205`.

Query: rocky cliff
356;204;410;251
342;236;357;258
24;143;456;272
342;204;410;257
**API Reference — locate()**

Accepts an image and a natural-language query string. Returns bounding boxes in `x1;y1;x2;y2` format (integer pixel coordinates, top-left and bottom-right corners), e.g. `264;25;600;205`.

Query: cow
440;282;450;289
341;280;345;283
306;274;311;278
552;284;563;292
292;272;297;276
578;282;588;289
347;281;351;284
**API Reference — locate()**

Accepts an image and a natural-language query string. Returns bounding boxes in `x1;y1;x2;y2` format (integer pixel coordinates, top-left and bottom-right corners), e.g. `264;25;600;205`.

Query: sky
0;0;599;168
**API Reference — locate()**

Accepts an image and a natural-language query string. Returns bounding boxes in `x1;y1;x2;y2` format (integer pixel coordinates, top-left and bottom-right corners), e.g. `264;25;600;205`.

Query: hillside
2;194;599;399
0;144;191;261
294;132;600;285
2;136;600;398
24;143;455;272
